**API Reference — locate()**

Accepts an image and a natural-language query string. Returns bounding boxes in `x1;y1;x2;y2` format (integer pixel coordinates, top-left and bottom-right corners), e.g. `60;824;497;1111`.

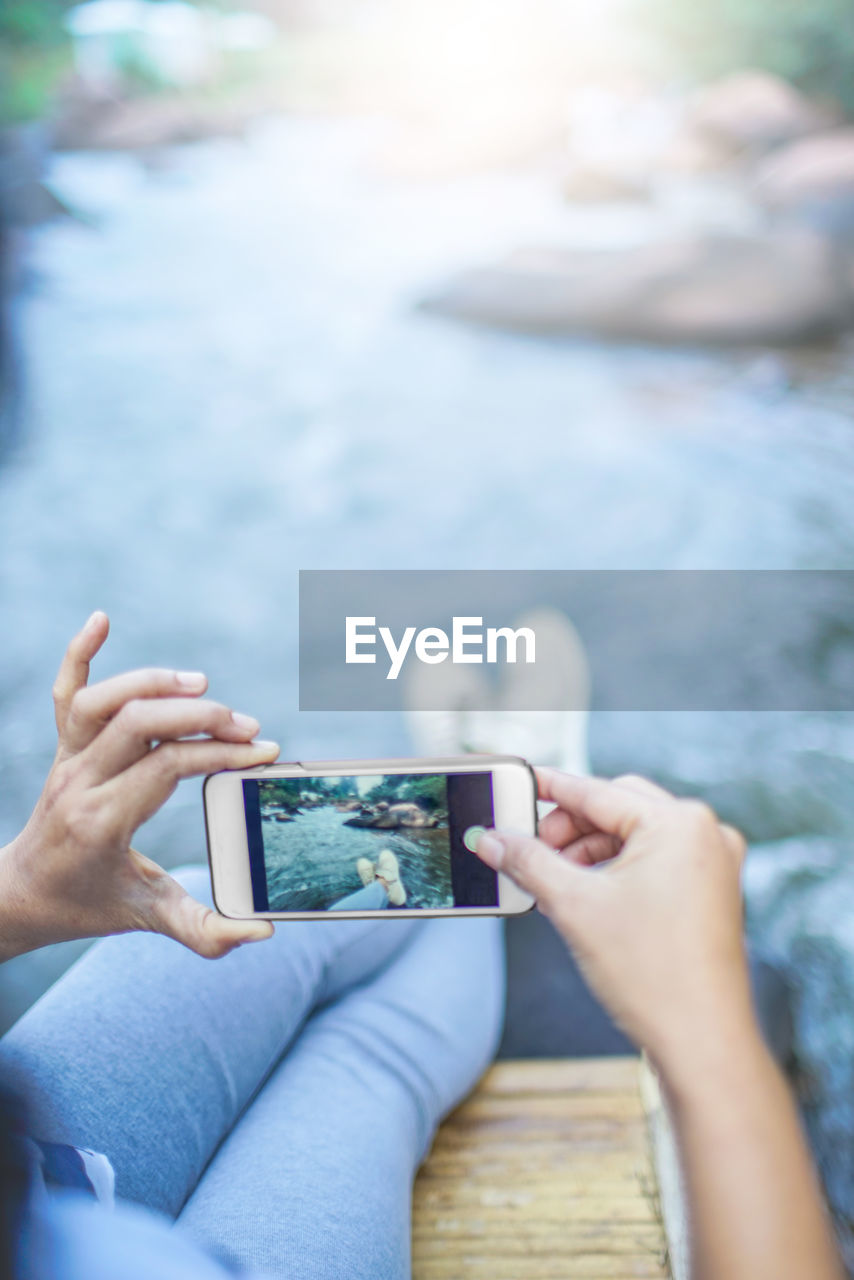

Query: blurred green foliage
258;773;448;815
0;0;70;47
364;774;447;813
0;1;71;124
0;44;70;124
648;0;854;113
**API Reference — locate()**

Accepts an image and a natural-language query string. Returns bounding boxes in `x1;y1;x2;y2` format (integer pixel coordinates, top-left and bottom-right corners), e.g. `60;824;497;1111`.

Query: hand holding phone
0;614;279;963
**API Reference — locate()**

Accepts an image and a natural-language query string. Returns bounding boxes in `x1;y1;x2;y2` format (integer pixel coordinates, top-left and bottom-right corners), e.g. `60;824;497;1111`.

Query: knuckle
677;798;717;831
44;760;75;807
204;701;230;728
67;687;90;725
723;823;747;859
118;698;148;737
613;773;647;789
152;740;180;777
199;936;231;960
140;667;171;694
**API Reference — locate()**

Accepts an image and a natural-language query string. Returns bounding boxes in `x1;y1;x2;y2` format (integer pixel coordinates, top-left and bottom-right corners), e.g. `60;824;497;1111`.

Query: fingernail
231;711;260;733
477;832;505;867
250;739;279;753
84;610;106;632
176;670;206;691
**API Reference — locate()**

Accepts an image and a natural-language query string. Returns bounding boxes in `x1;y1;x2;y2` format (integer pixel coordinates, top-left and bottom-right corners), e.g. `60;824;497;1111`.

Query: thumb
147;873;274;958
475;828;589;914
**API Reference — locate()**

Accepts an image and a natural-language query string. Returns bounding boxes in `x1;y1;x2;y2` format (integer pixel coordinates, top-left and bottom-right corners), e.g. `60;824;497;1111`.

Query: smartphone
204;755;537;920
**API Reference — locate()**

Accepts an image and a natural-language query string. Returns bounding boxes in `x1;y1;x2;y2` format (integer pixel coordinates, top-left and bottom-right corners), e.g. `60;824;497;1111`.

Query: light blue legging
0;867;504;1279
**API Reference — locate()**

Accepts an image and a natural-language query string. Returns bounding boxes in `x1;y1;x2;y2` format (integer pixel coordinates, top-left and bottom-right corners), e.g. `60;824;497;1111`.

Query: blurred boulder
655;125;738;174
387;801;437;827
756;129;854;236
561;165;649;204
423;230;854;345
688;71;830;153
52;83;252;151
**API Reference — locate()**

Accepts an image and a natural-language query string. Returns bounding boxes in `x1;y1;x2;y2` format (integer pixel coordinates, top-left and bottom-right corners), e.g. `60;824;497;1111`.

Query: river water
1;112;853;861
262;803;452;911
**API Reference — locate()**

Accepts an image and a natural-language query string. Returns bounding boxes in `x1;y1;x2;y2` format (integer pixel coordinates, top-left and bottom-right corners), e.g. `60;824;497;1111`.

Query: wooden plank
414;1223;665;1244
474;1058;644;1095
412;1254;665;1274
448;1094;646;1123
412;1057;671;1280
415;1201;660;1225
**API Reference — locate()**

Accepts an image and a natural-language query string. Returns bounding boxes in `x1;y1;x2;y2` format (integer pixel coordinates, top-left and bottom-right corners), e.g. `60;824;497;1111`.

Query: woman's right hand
475;768;753;1079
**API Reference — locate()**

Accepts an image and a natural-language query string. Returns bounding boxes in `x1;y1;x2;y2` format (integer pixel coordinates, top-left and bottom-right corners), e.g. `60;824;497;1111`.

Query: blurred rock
655;125;738;174
52;83;252;151
561;165;648;204
344;801;438;830
688;71;830;153
756;129;854;236
423;230;854;345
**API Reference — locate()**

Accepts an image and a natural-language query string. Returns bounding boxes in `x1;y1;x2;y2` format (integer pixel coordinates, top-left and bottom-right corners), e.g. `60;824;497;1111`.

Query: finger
536;806;620;866
475;827;586;913
537;773;672;850
720;822;747;865
80;697;264;783
53;612;110;737
563;831;621;867
98;737;280;830
612;774;674;802
132;854;274;958
535;768;657;842
63;668;209;754
537;805;597;849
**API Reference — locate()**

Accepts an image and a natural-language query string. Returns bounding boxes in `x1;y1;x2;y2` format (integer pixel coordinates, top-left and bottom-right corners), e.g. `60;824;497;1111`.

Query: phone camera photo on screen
242;771;498;913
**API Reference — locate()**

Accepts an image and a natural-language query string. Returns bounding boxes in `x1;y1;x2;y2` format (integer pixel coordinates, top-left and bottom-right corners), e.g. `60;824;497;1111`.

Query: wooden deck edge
639;1056;689;1280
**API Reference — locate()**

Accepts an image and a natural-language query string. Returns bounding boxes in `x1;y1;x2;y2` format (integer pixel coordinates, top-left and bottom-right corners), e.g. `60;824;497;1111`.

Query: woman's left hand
0;612;278;961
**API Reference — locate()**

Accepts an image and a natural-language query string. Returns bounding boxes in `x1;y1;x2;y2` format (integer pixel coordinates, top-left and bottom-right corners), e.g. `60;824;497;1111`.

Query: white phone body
204;755;537;920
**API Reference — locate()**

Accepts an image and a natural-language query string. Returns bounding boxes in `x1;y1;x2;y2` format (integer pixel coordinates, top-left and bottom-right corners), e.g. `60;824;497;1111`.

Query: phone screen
242;771;498;912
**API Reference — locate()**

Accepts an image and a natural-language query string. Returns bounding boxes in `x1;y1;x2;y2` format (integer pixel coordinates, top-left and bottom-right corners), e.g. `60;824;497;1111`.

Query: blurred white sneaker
356;857;376;887
469;608;591;775
403;607;590;776
403;658;490;758
376;849;407;906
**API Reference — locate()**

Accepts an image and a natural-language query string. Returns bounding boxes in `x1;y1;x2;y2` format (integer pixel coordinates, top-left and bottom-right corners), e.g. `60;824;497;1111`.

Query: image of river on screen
242;772;498;912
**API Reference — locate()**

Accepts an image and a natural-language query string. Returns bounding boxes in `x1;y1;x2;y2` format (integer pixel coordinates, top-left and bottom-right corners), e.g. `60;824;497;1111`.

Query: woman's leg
328;881;388;911
0;867;419;1217
177;916;505;1280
